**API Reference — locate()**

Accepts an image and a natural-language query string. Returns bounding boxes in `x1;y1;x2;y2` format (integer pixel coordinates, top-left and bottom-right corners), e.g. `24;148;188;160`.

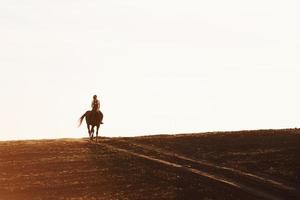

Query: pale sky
0;0;300;140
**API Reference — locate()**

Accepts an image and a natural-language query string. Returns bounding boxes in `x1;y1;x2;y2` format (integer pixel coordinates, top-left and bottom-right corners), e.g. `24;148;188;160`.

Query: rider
91;95;100;111
91;95;103;124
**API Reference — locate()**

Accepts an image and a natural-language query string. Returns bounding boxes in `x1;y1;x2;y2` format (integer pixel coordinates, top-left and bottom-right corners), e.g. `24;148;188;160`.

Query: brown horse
78;110;103;142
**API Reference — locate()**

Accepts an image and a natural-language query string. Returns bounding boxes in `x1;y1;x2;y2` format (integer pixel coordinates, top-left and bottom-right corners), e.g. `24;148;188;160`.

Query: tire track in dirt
121;140;300;194
95;140;299;200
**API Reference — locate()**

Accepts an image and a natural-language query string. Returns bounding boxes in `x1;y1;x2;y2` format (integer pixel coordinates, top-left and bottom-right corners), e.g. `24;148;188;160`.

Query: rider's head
93;95;97;99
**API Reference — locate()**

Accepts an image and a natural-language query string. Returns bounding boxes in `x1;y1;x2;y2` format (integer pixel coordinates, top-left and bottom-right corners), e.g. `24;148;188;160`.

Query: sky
0;0;300;140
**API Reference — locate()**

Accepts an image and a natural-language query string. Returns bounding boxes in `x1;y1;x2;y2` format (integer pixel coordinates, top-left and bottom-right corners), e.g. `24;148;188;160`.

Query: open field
0;129;299;199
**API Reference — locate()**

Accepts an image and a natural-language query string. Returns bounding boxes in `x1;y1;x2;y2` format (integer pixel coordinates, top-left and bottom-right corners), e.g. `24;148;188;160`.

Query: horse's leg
96;125;99;143
87;124;91;139
91;126;94;140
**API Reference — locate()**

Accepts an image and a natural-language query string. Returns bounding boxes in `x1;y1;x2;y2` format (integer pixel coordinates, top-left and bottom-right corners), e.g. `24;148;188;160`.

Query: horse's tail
78;112;87;127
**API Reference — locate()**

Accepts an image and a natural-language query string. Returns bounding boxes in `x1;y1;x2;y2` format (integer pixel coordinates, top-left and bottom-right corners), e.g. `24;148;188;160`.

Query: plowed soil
0;129;299;200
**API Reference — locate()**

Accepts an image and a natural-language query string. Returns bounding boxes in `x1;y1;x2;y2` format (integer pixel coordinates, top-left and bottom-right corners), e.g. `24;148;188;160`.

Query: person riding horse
78;95;104;142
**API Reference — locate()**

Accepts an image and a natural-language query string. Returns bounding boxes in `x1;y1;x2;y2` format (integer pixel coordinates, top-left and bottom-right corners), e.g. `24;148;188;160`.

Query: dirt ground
0;129;299;200
129;129;300;185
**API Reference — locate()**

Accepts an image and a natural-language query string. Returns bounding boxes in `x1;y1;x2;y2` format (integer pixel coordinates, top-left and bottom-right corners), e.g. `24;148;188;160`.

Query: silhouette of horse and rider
78;95;104;142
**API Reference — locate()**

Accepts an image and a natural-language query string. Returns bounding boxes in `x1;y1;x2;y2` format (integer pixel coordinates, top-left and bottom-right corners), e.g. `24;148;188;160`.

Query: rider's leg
98;110;104;124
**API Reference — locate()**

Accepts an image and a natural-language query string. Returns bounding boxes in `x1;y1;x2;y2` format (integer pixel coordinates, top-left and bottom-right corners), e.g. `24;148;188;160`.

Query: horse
78;110;104;142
